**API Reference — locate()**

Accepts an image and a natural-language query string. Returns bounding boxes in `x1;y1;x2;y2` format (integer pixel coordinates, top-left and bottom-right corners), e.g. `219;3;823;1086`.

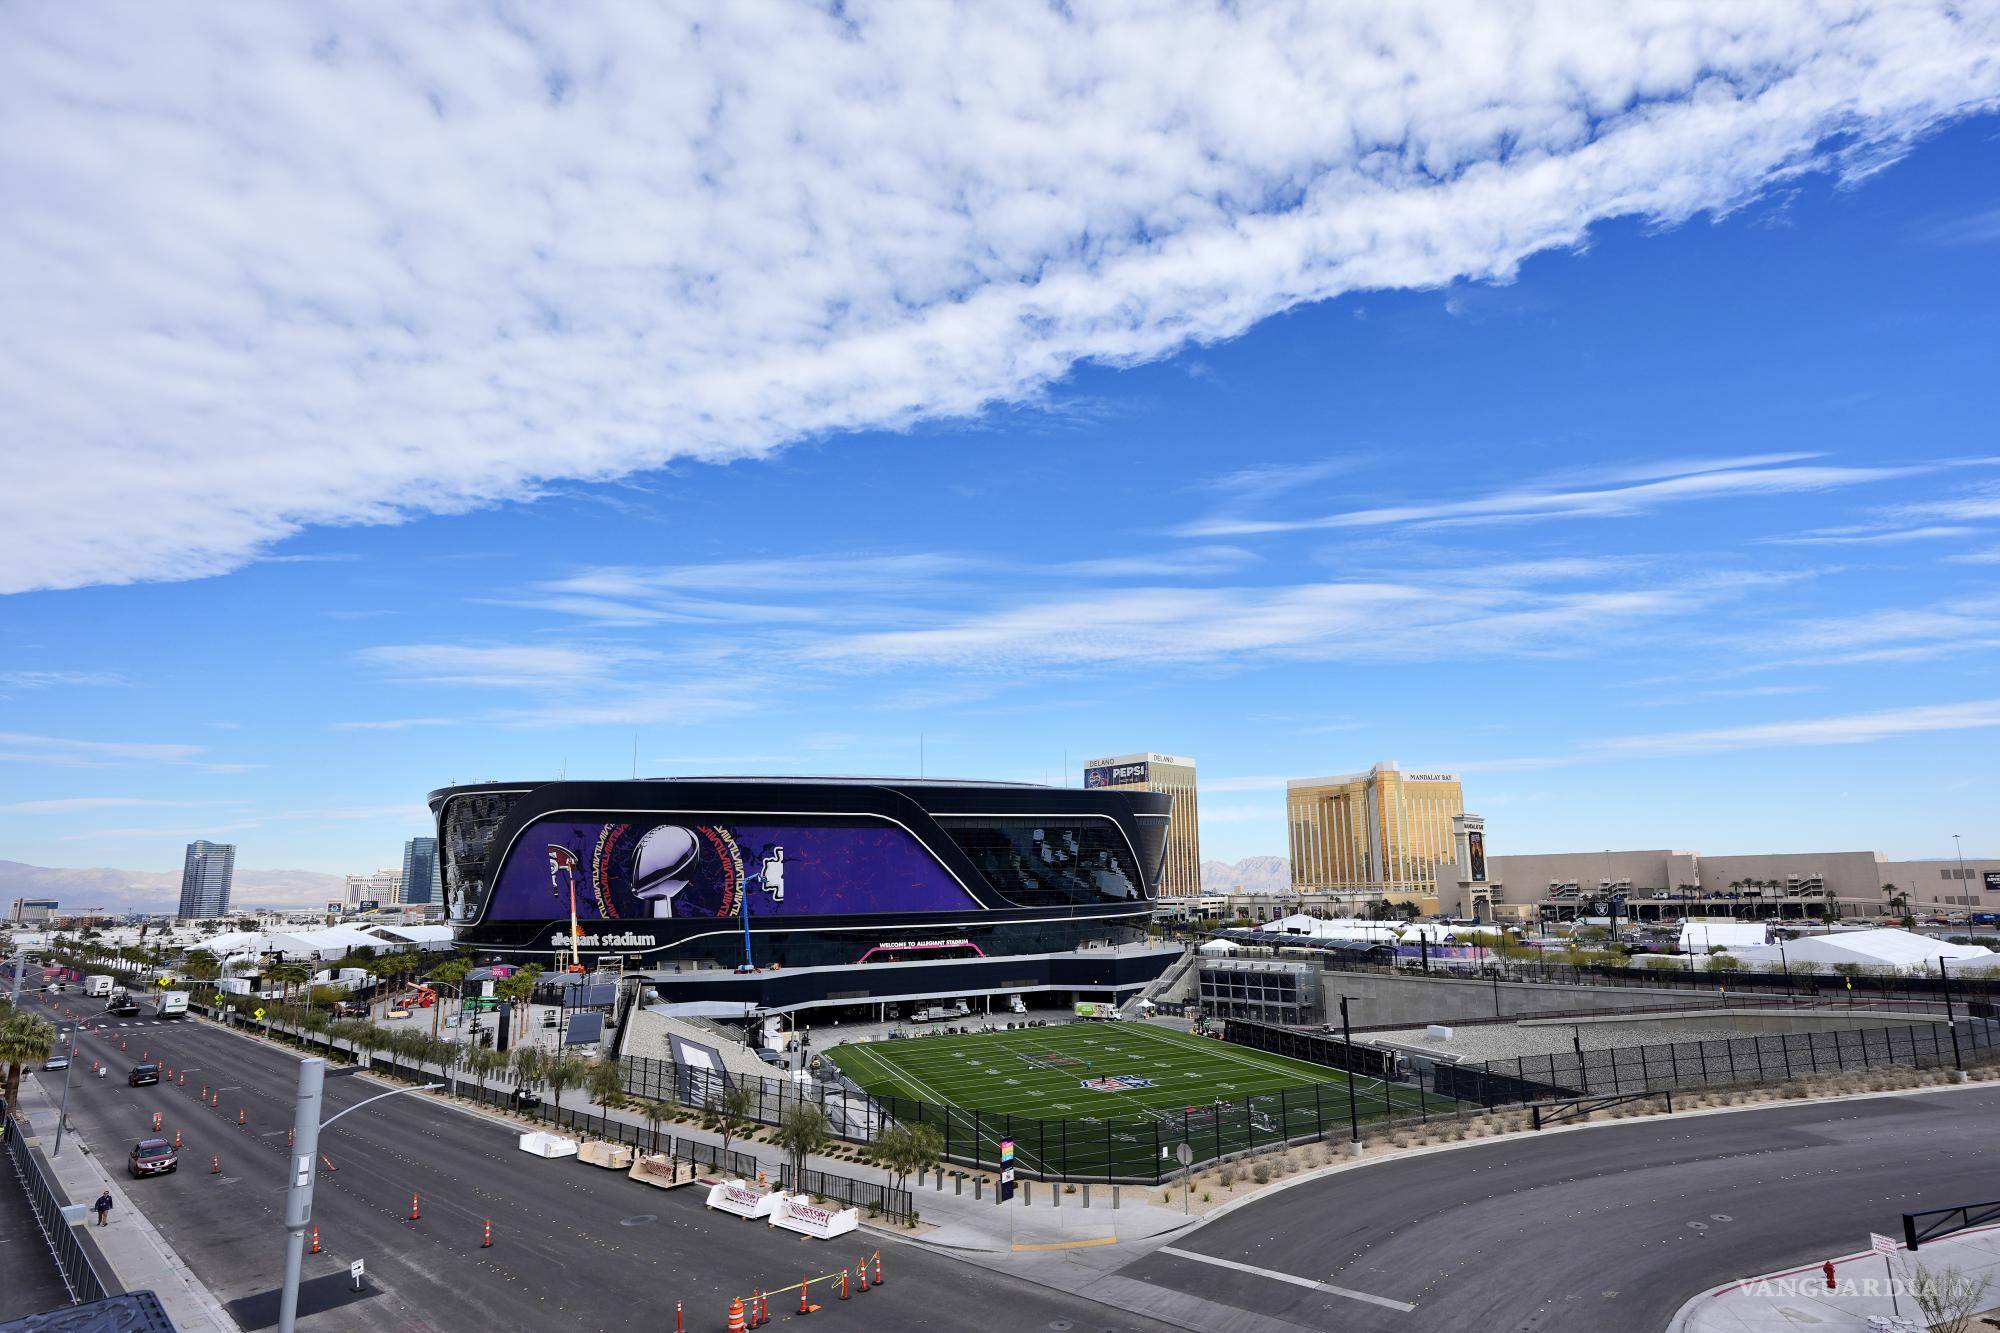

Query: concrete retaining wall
1332;970;1738;1029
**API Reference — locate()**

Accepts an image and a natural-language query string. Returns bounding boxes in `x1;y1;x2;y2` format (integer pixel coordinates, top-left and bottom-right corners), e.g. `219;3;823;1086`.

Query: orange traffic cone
409;1192;420;1222
238;1108;246;1127
173;1130;182;1149
210;1154;220;1174
726;1296;746;1333
873;1250;883;1286
481;1218;492;1248
152;1111;162;1131
178;1072;185;1087
309;1225;321;1254
287;1128;294;1148
798;1275;810;1315
857;1257;869;1293
839;1269;849;1300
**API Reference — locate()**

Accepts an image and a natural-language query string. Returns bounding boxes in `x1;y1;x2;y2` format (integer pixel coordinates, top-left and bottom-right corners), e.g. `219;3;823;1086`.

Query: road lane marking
1156;1246;1416;1313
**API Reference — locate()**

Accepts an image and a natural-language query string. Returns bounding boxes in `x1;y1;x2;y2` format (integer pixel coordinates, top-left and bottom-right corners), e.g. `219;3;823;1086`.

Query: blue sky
2;6;1998;876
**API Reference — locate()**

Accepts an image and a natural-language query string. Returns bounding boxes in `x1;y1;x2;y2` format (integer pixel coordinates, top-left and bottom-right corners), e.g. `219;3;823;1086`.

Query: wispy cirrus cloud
7;6;2000;593
0;732;217;770
0;796;244;815
1179;458;1949;538
1595;698;2000;757
0;670;125;690
354;643;656;690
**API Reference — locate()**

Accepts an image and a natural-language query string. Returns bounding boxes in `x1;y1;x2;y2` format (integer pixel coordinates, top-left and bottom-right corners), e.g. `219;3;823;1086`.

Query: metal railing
779;1164;914;1223
1903;1198;2000;1250
2;1117;113;1306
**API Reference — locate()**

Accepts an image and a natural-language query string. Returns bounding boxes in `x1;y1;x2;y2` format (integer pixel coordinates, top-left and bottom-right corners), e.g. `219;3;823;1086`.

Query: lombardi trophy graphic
631;825;699;918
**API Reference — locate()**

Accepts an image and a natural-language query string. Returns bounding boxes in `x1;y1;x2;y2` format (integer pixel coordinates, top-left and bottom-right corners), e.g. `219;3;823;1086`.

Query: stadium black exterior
429;776;1181;1010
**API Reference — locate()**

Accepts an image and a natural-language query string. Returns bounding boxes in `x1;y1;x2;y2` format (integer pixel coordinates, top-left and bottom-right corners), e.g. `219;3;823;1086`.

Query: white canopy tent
1735;928;1993;973
1678;920;1770;954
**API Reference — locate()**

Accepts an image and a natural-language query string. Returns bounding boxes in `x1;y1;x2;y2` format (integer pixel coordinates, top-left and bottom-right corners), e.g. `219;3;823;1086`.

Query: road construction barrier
726;1296;746;1333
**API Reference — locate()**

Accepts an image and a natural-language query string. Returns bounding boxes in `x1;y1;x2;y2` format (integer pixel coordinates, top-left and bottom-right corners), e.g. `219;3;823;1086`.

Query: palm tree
183;951;221;1002
876;1121;943;1197
0;1008;57;1111
712;1083;757;1165
776;1103;832;1184
639;1097;670;1154
586;1057;627;1135
545;1055;588;1131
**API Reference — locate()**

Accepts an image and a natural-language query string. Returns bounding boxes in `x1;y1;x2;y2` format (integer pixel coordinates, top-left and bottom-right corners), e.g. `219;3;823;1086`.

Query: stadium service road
16;991;1180;1333
1097;1082;2000;1333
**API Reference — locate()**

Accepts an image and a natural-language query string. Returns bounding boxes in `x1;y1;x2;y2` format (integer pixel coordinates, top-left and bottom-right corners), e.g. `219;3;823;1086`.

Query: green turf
824;1021;1439;1179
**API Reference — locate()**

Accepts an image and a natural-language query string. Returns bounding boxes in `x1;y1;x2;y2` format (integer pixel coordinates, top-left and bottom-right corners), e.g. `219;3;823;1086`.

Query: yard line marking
1156;1247;1415;1313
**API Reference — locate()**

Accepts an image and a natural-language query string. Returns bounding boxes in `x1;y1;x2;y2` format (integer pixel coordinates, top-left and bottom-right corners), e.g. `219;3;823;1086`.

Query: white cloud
354;642;652;689
0;796;242;814
1595;699;2000;757
1181;459;1939;537
0;732;208;769
806;567;1774;671
1760;524;1977;545
5;5;1999;591
0;670;125;690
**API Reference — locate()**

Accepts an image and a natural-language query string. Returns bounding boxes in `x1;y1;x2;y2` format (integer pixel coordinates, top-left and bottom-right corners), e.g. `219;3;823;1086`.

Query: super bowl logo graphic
1081;1075;1156;1092
496;816;980;922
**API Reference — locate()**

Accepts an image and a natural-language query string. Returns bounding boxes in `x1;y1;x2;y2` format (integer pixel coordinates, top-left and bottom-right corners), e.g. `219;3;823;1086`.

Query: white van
85;975;114;997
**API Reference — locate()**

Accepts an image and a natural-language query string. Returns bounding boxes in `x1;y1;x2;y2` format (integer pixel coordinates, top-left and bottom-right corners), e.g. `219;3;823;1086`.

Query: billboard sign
1986;871;2000;893
1467;831;1486;884
487;817;980;922
356;899;380;912
1085;761;1149;789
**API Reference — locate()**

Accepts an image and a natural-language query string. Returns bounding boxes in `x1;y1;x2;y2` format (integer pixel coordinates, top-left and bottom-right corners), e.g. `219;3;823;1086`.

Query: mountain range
0;860;346;915
1200;855;1289;893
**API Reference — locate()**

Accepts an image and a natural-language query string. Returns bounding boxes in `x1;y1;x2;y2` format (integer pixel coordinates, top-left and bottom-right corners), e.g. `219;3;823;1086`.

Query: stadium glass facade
432;776;1180;1008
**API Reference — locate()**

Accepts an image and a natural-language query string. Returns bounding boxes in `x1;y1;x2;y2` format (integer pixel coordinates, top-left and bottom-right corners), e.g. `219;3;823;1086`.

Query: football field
825;1020;1437;1179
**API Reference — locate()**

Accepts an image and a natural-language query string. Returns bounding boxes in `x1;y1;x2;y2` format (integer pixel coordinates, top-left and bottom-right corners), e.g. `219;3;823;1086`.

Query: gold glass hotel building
1084;753;1200;899
1287;762;1463;910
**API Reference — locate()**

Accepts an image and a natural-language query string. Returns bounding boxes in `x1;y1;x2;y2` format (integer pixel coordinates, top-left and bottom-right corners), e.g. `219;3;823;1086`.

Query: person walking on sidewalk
93;1191;112;1226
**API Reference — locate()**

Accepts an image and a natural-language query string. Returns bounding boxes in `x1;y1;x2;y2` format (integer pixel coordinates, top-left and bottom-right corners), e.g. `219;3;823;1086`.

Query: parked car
43;1053;70;1072
128;1062;161;1087
129;1138;178;1177
332;1001;368;1019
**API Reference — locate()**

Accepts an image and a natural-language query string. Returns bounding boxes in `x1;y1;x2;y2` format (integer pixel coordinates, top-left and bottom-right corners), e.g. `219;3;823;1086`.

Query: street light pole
1954;835;1969;936
278;1058;443;1333
1339;995;1360;1152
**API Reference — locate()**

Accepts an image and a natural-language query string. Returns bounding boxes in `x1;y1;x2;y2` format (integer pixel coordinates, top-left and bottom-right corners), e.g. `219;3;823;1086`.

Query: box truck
154;991;189;1019
85;975;114;997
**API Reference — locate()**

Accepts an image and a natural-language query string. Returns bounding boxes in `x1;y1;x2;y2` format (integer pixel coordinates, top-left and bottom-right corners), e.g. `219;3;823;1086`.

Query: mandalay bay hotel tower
1286;762;1465;915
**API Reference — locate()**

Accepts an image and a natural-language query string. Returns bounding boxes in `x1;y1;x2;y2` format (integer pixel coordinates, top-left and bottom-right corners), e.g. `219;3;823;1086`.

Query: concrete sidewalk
1670;1222;2000;1333
15;1072;235;1333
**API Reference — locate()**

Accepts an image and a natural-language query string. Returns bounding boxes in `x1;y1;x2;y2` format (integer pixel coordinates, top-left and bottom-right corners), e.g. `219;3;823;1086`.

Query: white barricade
517;1130;580;1159
769;1195;859;1241
705;1179;786;1220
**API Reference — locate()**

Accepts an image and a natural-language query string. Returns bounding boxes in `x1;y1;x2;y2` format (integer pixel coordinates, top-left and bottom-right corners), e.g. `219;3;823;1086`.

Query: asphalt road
18;990;1178;1333
1112;1084;2000;1332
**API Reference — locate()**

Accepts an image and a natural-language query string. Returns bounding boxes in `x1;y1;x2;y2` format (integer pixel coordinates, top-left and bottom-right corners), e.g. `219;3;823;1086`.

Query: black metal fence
620;1053;1371;1182
3;1117;113;1307
780;1164;914;1222
1223;1018;1399;1078
1435;1016;1998;1108
1314;951;1987;1011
